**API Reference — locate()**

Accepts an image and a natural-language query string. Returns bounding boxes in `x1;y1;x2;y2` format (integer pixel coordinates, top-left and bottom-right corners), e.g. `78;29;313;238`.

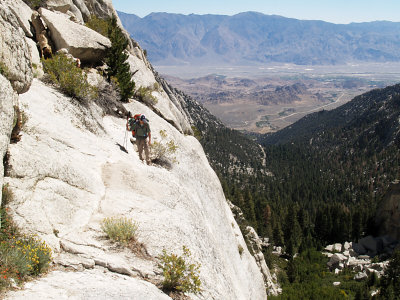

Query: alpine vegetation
158;246;201;295
42;53;97;102
103;17;135;102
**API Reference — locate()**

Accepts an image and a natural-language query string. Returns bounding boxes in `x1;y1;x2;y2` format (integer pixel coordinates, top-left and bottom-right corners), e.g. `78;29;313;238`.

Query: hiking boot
146;160;151;165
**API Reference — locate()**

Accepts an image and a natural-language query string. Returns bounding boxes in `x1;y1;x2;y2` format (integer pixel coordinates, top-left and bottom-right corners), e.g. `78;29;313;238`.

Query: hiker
130;114;151;164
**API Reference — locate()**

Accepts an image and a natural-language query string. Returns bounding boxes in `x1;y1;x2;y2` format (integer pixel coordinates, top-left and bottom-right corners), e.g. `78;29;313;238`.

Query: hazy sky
113;0;400;24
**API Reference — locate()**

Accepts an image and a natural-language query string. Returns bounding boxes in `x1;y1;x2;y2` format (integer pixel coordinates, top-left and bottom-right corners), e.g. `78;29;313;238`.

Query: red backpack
127;114;147;137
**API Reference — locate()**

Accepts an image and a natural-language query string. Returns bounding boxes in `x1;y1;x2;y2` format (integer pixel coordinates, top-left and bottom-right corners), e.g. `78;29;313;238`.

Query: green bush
0;208;52;292
158;246;201;294
42;53;97;102
0;61;9;79
85;15;109;37
135;86;158;106
101;217;138;245
150;130;178;167
191;125;202;140
1;184;13;207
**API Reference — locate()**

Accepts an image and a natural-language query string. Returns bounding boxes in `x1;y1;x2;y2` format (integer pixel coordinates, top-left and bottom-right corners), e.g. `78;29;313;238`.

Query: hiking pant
136;137;150;163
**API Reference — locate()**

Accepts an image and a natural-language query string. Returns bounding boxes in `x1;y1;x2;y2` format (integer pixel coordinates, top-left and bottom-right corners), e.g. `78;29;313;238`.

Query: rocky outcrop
3;0;33;38
0;3;33;93
245;226;281;296
44;0;84;23
323;237;398;279
6;269;172;299
39;8;111;63
45;0;73;13
5;79;268;299
0;75;16;206
375;182;400;240
228;200;281;296
83;0;115;19
72;0;91;22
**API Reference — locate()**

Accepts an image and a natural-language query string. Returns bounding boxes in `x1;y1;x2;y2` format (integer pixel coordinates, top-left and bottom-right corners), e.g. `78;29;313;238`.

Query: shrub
42;53;97;102
1;184;13;207
0;208;52;292
150;130;178;167
191;125;202;140
14;237;52;276
101;217;138;245
85;15;109;37
0;61;9;78
158;246;201;294
238;245;244;256
135;86;158;106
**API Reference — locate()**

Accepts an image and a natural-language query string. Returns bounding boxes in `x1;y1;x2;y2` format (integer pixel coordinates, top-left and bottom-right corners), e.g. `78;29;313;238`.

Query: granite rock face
0;3;33;93
376;183;400;241
5;79;268;299
39;8;111;63
0;75;16;207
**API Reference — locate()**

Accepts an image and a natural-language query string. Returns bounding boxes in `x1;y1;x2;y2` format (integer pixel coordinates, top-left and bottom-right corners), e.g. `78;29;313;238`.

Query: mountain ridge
118;11;400;66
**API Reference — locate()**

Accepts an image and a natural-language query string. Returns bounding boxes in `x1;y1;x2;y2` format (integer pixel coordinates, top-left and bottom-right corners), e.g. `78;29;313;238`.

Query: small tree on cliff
104;17;135;102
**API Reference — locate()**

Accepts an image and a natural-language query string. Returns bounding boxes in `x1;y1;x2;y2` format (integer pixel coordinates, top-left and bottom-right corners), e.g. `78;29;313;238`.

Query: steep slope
0;1;275;299
260;84;400;146
5;79;267;299
246;84;400;247
118;11;400;66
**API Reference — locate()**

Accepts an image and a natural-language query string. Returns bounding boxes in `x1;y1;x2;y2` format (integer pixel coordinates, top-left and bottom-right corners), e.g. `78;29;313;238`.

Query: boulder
38;8;111;63
25;38;41;67
0;3;33;93
45;0;73;13
68;3;84;24
352;242;367;255
343;250;350;257
359;235;378;252
72;0;90;22
354;271;368;281
328;253;347;266
82;0;115;19
322;252;333;258
343;241;352;250
333;243;342;252
0;75;16;206
3;0;33;38
325;244;334;252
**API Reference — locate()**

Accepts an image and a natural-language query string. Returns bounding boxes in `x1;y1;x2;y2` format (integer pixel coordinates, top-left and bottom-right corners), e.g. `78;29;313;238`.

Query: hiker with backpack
126;112;151;165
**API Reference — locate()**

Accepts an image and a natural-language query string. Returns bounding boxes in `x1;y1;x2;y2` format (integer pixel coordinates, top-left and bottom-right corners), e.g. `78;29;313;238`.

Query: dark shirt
133;121;150;138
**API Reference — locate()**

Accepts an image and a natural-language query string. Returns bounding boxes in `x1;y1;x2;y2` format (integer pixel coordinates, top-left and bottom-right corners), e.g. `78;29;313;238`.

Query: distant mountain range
260;83;400;148
118;11;400;66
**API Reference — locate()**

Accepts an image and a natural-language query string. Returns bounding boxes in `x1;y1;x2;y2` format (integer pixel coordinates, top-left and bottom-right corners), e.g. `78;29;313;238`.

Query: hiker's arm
148;132;151;145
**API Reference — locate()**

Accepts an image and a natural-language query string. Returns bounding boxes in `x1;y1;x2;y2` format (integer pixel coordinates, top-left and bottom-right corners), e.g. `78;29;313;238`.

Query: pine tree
104;17;135;102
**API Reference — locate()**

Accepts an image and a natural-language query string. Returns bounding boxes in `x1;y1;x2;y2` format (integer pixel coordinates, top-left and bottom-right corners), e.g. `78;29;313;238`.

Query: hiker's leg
136;139;144;160
144;140;150;164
